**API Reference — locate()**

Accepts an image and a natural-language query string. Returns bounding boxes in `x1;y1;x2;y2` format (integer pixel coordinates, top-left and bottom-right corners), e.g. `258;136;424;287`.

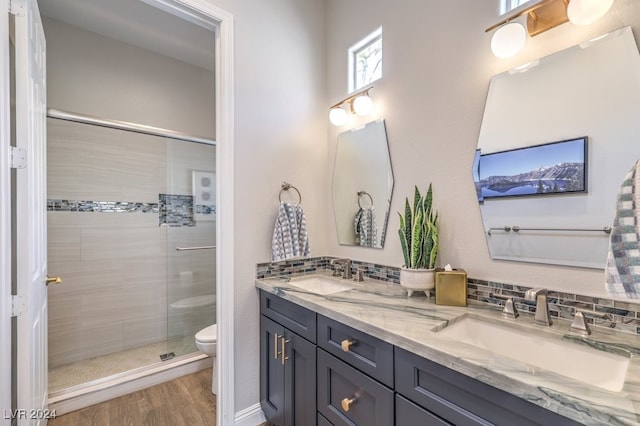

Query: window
349;27;382;92
501;0;533;14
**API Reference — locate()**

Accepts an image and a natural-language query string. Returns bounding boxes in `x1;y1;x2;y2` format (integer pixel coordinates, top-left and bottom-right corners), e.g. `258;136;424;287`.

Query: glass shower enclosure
46;114;216;394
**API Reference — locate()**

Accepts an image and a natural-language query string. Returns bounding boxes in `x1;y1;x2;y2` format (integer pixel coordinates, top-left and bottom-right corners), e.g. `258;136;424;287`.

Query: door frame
143;3;235;425
1;0;13;424
0;1;235;425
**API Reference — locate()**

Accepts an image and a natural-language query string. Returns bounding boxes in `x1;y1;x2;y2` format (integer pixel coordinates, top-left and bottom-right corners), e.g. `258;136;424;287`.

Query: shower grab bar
175;245;216;251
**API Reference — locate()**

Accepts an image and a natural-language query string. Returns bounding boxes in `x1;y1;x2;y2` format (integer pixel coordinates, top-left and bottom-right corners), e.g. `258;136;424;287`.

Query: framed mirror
332;119;394;248
474;27;640;269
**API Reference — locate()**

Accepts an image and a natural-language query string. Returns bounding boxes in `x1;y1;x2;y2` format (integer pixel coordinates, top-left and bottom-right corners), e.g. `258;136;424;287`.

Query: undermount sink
284;275;354;295
434;314;630;392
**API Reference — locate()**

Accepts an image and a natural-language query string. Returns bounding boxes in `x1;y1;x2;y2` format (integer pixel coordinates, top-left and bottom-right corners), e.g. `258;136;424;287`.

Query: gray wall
43;17;215;138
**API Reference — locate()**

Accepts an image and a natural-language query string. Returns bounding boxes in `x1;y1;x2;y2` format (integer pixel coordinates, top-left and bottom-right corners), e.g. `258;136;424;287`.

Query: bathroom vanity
257;272;640;425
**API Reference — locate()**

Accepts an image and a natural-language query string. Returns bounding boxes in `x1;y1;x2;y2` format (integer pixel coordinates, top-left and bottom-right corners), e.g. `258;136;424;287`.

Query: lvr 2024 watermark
3;409;57;420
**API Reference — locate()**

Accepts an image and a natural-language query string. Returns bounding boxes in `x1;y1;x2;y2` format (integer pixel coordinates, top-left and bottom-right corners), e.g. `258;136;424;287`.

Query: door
14;0;48;423
260;315;285;426
285;329;316;426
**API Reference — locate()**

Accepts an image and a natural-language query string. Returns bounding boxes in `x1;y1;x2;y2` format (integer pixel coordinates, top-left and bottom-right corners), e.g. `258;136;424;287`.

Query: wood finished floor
49;368;217;426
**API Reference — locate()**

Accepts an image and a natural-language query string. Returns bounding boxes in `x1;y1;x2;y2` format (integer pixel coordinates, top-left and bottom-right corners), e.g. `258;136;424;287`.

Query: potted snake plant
398;183;439;297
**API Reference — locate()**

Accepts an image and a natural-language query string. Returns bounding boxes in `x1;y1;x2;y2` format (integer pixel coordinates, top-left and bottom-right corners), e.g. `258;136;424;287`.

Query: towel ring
279;182;302;204
357;191;373;208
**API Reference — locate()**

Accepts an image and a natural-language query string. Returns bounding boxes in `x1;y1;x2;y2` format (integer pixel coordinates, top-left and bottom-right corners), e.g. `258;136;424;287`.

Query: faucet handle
353;268;365;282
490;293;519;319
570;311;591;336
570;310;609;336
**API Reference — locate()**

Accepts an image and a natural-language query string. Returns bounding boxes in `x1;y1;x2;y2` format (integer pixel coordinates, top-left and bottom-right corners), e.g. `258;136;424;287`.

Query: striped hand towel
605;160;640;298
272;202;310;261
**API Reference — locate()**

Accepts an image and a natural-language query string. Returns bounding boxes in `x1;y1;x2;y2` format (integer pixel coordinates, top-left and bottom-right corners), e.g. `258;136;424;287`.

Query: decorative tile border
47;199;158;213
257;257;640;337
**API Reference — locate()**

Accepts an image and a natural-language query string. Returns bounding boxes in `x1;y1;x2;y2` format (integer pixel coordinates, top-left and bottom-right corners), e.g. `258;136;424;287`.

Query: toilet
195;324;218;394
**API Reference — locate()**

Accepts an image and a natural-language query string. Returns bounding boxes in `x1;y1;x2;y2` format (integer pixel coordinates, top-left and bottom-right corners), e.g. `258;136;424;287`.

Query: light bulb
491;22;526;59
353;95;374;116
567;0;614;26
329;107;347;126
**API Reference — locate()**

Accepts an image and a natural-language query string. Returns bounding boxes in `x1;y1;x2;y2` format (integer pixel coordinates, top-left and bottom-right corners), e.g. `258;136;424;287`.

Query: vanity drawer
395;347;582;426
317;349;394;426
396;394;452;426
317;315;394;387
260;290;316;342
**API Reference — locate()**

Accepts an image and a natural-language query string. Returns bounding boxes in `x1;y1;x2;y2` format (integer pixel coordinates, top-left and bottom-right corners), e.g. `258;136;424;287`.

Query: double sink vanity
257;270;640;425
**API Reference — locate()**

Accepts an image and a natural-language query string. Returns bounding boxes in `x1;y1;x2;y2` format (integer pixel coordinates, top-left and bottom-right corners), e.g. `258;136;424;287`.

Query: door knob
46;276;62;286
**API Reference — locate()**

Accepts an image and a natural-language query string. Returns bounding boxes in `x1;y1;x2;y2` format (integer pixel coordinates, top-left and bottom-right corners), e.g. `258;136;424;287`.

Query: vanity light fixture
486;0;615;58
329;87;374;126
567;0;615;25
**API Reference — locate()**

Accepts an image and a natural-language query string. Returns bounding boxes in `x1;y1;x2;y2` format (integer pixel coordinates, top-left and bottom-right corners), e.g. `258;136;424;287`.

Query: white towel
354;206;377;248
272;202;310;261
605;160;640;298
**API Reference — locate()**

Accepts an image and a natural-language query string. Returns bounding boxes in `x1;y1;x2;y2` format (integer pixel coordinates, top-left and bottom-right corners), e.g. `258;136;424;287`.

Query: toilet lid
196;324;217;343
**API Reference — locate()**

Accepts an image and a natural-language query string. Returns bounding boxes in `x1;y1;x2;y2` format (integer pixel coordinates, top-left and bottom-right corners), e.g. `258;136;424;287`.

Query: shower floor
48;338;198;394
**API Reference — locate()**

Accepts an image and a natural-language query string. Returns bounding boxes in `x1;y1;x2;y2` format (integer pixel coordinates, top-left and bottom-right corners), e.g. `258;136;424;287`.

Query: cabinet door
260;316;286;426
284;330;316;426
317;349;393;426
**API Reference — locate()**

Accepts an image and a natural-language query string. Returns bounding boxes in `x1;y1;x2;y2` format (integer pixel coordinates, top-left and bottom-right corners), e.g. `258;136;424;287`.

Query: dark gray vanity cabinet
395;347;583;426
316;315;395;426
317;349;394;426
260;292;317;426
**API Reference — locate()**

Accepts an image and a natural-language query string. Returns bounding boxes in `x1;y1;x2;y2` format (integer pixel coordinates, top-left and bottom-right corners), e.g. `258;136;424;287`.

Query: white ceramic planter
399;267;435;297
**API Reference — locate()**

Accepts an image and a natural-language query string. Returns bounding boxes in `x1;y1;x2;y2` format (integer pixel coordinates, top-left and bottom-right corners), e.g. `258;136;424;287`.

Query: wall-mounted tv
478;137;587;199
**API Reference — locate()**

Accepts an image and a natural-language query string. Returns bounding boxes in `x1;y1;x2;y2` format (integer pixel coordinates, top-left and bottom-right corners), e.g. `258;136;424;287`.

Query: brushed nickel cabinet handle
46;276;62;286
281;338;290;365
341;396;356;412
274;333;282;359
341;339;356;352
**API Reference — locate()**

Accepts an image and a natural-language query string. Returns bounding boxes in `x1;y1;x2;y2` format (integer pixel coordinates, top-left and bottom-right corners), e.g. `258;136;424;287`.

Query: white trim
49;355;212;416
152;2;235;426
0;1;13;424
234;403;266;426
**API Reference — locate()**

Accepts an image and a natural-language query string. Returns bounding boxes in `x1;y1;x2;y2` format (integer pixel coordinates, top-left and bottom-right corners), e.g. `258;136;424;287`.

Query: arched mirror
332;119;394;248
474;27;640;268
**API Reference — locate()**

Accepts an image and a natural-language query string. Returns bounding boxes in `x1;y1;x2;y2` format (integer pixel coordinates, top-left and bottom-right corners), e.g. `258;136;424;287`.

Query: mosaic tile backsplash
257;256;640;337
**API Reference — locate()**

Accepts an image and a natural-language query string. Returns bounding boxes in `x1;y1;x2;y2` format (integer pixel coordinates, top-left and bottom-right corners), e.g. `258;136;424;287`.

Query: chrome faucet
330;258;352;279
524;288;552;326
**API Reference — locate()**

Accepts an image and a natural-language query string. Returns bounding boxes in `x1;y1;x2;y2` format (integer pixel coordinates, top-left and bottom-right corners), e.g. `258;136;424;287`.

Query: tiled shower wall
47;118;215;368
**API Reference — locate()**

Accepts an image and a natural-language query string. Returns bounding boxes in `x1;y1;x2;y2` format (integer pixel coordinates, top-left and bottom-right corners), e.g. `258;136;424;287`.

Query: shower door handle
175;245;216;251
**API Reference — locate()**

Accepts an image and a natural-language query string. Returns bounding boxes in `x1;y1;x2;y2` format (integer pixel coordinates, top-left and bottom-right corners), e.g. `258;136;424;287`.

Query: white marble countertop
256;271;640;426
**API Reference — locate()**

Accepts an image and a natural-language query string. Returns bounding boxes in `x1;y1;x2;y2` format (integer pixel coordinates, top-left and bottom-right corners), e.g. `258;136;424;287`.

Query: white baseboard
235;403;266;426
49;354;212;416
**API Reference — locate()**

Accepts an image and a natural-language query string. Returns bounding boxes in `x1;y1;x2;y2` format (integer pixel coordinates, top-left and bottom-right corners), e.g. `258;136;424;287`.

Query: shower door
164;138;216;359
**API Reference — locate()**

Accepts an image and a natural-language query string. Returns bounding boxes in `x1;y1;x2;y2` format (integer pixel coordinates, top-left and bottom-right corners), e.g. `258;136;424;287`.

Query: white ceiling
37;0;215;71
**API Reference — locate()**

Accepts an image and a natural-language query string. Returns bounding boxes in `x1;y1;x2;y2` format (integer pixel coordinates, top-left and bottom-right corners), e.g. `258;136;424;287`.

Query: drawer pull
274;333;282;359
341;396;357;412
341;339;356;352
281;337;290;365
